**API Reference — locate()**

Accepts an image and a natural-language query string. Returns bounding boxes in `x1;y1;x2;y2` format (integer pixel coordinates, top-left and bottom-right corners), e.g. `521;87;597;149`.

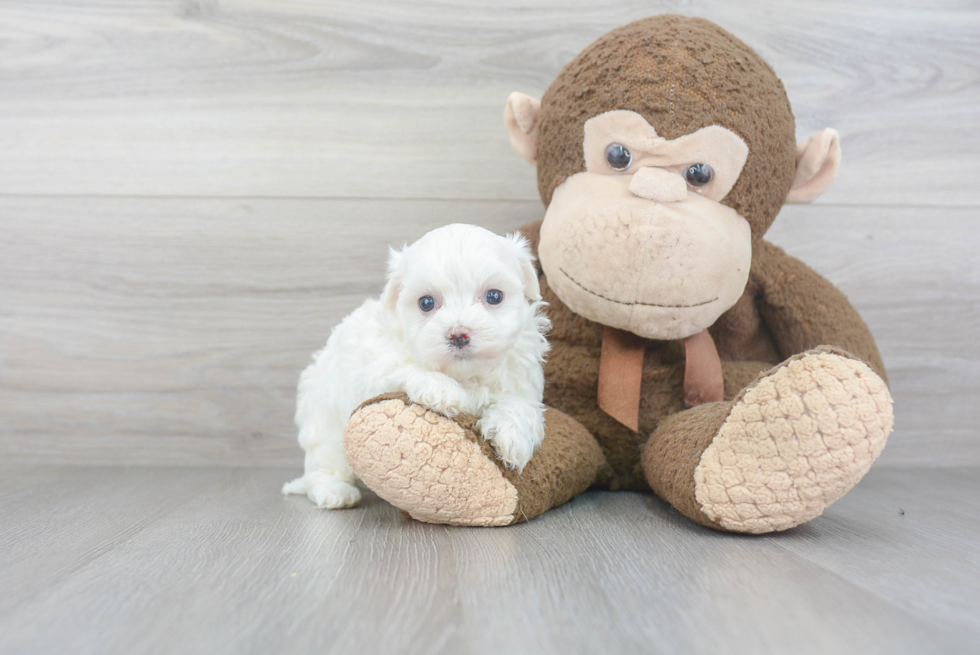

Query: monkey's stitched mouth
558;267;718;308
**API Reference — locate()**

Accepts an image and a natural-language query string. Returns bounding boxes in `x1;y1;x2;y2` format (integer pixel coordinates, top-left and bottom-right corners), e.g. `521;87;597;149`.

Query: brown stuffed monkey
342;15;893;533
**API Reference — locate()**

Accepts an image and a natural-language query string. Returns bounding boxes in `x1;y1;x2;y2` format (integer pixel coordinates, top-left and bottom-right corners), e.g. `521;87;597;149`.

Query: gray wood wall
1;1;977;468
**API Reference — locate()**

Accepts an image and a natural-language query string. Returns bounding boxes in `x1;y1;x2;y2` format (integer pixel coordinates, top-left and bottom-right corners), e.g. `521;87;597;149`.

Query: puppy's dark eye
418;295;436;312
605;143;632;171
684;163;713;187
485;289;504;305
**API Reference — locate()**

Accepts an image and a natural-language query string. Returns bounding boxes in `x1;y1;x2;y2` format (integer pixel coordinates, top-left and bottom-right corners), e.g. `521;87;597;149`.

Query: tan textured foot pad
343;395;519;527
694;350;893;533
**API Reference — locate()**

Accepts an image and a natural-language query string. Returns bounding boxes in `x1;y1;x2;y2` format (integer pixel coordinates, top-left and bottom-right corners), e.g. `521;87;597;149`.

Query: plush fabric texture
520;218;888;492
582;114;749;203
628;165;688;202
788;128;842;203
344;393;608;526
504;92;542;165
642;399;733;529
344;393;520;526
538;174;753;340
536;14;797;240
487;405;610;523
693;348;892;533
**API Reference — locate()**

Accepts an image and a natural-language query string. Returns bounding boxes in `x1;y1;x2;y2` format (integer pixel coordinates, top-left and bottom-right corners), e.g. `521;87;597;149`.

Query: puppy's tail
281;476;308;496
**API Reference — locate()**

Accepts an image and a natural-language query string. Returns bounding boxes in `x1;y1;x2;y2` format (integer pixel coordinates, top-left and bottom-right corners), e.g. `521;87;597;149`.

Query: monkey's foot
343;393;605;526
693;348;893;533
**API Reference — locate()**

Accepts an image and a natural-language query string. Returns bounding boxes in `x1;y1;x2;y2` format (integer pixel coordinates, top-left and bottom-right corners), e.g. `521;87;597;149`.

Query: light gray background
1;2;977;653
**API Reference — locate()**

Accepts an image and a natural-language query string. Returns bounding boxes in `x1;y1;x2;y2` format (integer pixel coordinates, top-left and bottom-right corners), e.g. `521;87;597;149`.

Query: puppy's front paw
478;414;537;473
309;479;361;509
406;373;469;417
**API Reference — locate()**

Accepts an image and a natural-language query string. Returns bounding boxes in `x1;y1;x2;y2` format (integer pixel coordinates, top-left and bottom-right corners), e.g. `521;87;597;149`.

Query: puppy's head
383;223;544;376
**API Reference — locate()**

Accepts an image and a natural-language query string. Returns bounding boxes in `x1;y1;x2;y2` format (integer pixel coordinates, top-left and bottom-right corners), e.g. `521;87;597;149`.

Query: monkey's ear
786;128;841;204
504;92;542;165
382;246;405;312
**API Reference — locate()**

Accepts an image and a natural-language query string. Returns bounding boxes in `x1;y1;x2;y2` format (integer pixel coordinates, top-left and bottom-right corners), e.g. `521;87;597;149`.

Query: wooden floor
2;1;979;653
1;464;977;654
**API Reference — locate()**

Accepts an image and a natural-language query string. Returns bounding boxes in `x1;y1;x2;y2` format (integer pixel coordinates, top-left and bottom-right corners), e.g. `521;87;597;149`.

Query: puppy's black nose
448;330;470;348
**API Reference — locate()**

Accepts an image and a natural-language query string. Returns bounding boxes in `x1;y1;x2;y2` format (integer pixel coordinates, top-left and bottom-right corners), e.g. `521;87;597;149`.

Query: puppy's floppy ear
382;245;405;312
507;233;542;302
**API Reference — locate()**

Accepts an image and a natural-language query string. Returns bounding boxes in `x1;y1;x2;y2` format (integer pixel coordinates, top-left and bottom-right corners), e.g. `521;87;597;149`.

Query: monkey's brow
558;267;718;308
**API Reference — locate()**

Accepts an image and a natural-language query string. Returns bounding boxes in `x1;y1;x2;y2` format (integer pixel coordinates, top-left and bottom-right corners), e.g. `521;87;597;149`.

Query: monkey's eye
418;295;436;312
684;163;713;187
484;289;504;306
605;143;632;171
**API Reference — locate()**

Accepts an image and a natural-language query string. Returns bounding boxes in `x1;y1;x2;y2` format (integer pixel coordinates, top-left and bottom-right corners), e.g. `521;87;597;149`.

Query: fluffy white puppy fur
282;223;551;509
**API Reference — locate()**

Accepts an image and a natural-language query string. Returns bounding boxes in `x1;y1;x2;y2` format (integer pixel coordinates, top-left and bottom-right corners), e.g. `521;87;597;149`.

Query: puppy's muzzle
447;328;471;349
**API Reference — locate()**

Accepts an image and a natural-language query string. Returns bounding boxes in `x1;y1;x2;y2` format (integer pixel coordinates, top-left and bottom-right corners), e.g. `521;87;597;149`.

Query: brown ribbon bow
597;326;724;432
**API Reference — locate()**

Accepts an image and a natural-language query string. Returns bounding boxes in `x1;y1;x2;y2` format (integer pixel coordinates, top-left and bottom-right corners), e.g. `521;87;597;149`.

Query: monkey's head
505;15;841;340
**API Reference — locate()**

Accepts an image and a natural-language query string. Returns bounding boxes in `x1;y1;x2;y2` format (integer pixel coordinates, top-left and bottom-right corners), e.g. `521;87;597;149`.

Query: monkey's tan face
537;111;752;340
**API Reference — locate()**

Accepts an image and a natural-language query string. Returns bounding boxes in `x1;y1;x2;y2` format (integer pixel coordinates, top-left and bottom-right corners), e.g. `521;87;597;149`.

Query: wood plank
1;197;976;467
0;466;231;615
0;1;976;204
0;465;973;654
764;467;980;634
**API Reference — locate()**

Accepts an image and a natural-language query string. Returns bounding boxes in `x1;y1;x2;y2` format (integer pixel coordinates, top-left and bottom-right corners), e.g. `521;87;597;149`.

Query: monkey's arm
752;239;888;383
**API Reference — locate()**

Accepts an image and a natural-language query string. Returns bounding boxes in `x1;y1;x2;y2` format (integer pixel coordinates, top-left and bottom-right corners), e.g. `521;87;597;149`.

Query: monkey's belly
543;343;772;490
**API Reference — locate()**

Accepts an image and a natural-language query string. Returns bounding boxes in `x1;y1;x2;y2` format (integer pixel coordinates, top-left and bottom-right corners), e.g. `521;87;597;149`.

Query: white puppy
282;223;551;509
